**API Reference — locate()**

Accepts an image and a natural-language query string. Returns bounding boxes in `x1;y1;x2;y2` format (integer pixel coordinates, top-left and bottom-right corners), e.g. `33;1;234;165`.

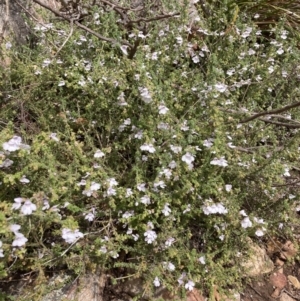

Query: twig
258;117;300;128
53;19;74;57
32;0;133;47
239;100;300;124
128;13;180;25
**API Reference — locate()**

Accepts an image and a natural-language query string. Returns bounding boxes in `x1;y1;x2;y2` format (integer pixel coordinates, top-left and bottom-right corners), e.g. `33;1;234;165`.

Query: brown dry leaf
187;289;205;301
269;273;287;289
213;286;221;301
267;238;283;255
288;275;300;289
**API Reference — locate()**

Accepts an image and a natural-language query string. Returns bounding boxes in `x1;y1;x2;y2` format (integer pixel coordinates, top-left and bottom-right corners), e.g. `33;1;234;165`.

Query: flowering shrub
1;0;300;299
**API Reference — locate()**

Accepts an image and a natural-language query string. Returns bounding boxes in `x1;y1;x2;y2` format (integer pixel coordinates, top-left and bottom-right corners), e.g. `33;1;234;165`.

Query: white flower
141;195;151;205
227;142;236;148
99;246;107;253
153;181;166;189
160;168;172;179
165;237;175;247
21;200;37;215
185;280;195;291
126;188;133;197
225;184;232;192
107;178;118;187
85;212;95;222
181;152;195;165
122;211;134;219
163;261;175;271
109;251;119;259
169;160;177;169
241;217;252;228
139;87;152;103
83;182;101;196
202;200;228;215
58;81;65;87
5;41;12;49
183;204;191;214
198;256;206;264
50;133;60;141
12;197;23;210
144;230;157;244
203;139;213;148
178;273;187;285
0;158;13;168
210;157;228;167
255;228;265;237
62;228;83;244
277;48;284;55
137;183;146;192
153;277;161;287
140;143;155;153
134;130;143;139
283;167;290;177
239;210;247;216
158;104;169;115
170;145;182;154
94;149;105;158
0;244;3;257
215;83;227;93
20;175;30;184
219;234;225;241
106;187;116;196
162;203;171;216
268;66;274;74
12;232;28;247
120;45;129;55
42;58;51;68
3;136;30;152
241;27;252;38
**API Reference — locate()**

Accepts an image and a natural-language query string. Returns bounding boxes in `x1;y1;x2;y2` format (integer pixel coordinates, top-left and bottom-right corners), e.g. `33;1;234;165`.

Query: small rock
242;239;274;277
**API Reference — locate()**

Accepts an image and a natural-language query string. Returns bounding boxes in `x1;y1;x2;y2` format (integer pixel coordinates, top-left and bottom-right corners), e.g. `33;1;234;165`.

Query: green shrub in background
1;0;300;299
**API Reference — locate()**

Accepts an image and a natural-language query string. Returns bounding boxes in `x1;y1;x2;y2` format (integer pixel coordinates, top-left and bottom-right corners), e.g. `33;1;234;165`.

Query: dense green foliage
1;0;300;299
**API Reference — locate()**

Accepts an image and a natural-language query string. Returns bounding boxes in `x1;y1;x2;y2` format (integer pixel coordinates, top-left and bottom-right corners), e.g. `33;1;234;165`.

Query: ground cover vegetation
1;0;300;299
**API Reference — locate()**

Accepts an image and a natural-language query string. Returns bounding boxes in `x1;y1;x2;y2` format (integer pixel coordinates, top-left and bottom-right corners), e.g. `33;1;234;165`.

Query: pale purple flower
203;139;213;148
139;87;152;103
42;200;50;210
137;183;146;192
185;280;195;291
10;224;21;233
215;83;227;93
83;182;100;196
107;187;116;196
62;228;83;244
169;160;177;169
181;152;195;165
12;232;28;247
132;234;139;241
12;198;23;210
140;143;155;153
3;136;30;152
122;211;134;219
0;158;13;168
21;200;37;215
94;149;105;158
153;277;160;287
144;230;157;244
165;237;175;247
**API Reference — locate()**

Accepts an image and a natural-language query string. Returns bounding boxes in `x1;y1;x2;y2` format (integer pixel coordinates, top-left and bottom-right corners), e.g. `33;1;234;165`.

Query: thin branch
98;0;143;11
32;0;133;47
239;100;300;123
259;117;300;128
54;20;74;57
128;13;180;25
